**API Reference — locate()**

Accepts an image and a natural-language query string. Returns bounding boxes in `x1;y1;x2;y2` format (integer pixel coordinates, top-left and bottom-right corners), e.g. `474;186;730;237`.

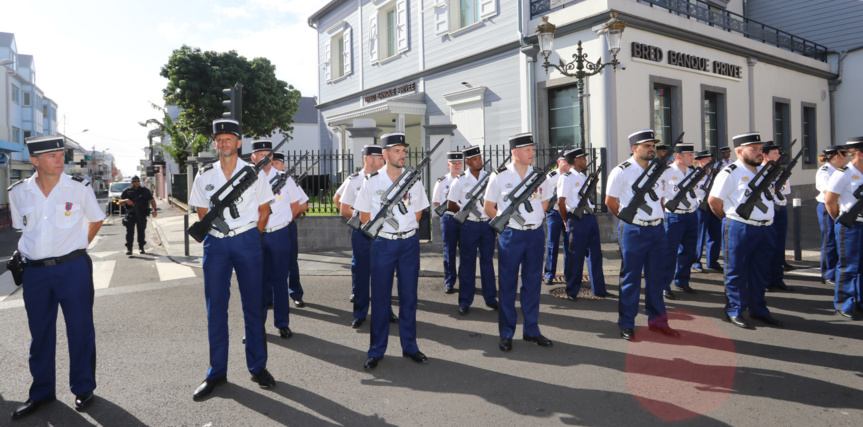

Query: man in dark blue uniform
660;144;700;299
543;152;570;285
188;119;276;400
9;135;105;419
693;150;722;272
433;152;464;294
118;176;157;255
762;141;794;292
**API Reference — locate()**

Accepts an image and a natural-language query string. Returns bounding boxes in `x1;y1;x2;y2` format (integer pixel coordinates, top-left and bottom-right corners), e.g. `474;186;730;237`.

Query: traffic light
221;82;243;126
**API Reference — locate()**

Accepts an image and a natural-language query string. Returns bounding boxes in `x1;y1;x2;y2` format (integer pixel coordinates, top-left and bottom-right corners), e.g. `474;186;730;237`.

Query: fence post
184;213;190;257
792;198;801;261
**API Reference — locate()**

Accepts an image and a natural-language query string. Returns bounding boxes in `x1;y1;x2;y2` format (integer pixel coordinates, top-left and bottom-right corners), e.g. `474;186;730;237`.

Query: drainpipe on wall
517;0;536;136
828;51;848;145
747;57;757;131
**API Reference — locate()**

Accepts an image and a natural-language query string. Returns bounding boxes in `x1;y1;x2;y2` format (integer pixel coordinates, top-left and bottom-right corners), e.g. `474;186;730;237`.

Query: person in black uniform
118;176;157;255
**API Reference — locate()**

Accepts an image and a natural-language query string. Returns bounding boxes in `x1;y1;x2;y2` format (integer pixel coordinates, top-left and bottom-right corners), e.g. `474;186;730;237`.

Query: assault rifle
488;156;560;234
664;158;717;213
544;151;566;214
570;158;604;220
453;154;511;224
617;132;684;224
698;159;724;212
187;138;288;243
837;183;863;228
352;138;446;238
434;158;492;217
735;150;794;220
772;139;803;202
269;152;310;196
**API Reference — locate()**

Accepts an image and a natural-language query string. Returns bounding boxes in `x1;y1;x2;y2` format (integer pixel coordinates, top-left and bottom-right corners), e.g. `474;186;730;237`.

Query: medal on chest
404;192;412;206
65;202;73;216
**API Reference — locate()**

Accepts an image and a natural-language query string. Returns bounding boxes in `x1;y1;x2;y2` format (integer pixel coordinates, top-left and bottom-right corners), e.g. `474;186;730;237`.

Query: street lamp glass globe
603;12;626;57
535;16;556;60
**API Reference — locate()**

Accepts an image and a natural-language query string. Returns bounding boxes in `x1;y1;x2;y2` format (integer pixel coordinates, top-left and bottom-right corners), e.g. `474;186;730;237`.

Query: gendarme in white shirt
559;169;594;211
354;165;430;233
816;163;838;204
189;159;275;230
660;164;700;212
265;168;304;228
606;156;666;222
484;163;553;227
826;163;863;214
448;170;490;220
709;160;774;222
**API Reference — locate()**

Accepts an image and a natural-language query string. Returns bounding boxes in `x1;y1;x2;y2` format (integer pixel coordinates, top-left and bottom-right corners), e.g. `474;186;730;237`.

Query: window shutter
343;28;352;76
396;0;409;53
324;39;331;81
434;0;448;36
479;0;496;20
369;13;379;62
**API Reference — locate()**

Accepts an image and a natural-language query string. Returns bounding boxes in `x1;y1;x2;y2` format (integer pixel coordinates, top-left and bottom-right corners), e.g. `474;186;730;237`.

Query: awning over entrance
326;92;427;128
0;139;24;152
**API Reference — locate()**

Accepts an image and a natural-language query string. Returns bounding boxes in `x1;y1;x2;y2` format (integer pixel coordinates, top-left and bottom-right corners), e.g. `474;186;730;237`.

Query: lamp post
536;13;626;149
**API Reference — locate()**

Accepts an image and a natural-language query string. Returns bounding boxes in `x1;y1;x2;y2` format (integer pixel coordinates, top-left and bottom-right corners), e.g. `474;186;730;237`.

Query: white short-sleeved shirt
338;172;365;213
709;160;774;222
559;170;594;211
484;163;553;227
816;163;838;203
661;164;700;211
10;173;106;260
354;165;430;233
448;170;490;220
606;157;666;222
335;175;352;197
287;176;308;205
189;159;275;230
432;173;457;212
826;164;863;214
265;168;301;228
720;158;733;168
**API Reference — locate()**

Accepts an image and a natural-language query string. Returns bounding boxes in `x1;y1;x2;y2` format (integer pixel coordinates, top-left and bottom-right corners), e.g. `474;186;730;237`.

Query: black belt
25;249;87;268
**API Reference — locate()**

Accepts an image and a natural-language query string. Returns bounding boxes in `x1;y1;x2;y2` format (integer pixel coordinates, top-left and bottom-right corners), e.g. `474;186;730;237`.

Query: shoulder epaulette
200;163;215;174
348;171;360;179
458;171;466;177
548;170;558;178
723;164;737;173
368;171;380;178
6;180;24;192
819;165;829;171
563;171;572;176
839;165;849;172
688;165;696;171
495;164;507;174
70;176;91;187
618;161;631;170
437;174;447;183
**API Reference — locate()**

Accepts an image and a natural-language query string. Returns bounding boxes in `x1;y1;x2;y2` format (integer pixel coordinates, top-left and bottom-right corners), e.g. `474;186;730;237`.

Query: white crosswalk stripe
154;255;197;281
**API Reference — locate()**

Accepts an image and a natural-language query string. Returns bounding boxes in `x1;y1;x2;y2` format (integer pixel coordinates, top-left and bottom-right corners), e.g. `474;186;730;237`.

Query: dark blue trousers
124;214;147;250
498;227;544;339
723;219;775;317
834;221;863;312
663;211;698;290
565;213;606;296
770;206;788;287
368;234;420;358
441;214;461;288
351;228;372;320
617;222;669;329
262;225;292;329
818;203;838;281
458;219;497;308
202;228;267;379
22;255;96;401
288;221;303;301
544;210;570;280
694;208;722;269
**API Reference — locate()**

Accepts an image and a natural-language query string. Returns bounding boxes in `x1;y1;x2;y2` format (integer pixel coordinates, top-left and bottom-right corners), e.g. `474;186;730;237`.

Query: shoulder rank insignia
548;170;558;178
820;165;829;171
199;163;215;174
458;171;466;177
437;175;447;183
368;171;380;178
6;179;24;192
839;165;849;172
348;171;360;179
70;176;90;186
495;164;508;174
723;164;737;173
563;171;572;176
618;161;631;170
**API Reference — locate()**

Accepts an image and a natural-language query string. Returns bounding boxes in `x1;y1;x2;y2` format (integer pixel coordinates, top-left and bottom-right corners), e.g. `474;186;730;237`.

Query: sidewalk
152;198;824;277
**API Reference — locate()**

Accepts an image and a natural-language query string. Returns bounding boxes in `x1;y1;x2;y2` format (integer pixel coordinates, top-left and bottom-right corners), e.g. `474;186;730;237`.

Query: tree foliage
139;103;210;171
159;45;302;139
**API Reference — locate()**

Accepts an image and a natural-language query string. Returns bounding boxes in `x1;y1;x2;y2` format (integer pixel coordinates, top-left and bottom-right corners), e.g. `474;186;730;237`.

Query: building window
386;8;397;58
434;0;497;36
324;23;352;82
23;130;31;139
773;99;791;152
654;85;673;144
11;84;20;104
549;85;582;148
370;0;408;63
802;104;817;165
12;127;20;143
701;87;727;152
43;104;48;116
23;91;31;107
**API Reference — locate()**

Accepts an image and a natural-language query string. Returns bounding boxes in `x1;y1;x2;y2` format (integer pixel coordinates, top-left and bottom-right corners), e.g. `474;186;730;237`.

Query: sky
3;0;326;177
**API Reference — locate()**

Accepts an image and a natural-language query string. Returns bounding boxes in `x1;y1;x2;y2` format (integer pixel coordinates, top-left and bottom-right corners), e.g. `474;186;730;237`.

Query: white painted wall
834;49;863;145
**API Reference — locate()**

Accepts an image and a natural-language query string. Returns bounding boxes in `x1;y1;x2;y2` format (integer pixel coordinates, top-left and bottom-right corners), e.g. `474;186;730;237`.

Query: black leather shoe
836;310;858;320
351;318;365;328
543;277;553;285
523;335;553;347
279;327;293;338
768;283;794;292
242;337;245;344
193;376;226;401
389;313;398;323
251;368;275;389
620;328;634;341
349;294;355;303
486;301;499;310
691;266;704;273
566;293;578;302
499;338;513;352
74;391;94;412
648;325;681;337
444;286;455;294
725;314;752;329
458;306;470;315
267;302;273;309
708;266;723;272
364;356;381;370
11;397;55;419
139;248;146;254
402;351;428;364
663;290;676;300
750;314;784;327
675;285;697;294
125;249;132;255
596;291;616;298
294;299;305;308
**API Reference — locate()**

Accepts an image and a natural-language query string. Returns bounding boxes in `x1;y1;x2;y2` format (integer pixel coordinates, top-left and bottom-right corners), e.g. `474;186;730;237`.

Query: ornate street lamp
536;13;626;148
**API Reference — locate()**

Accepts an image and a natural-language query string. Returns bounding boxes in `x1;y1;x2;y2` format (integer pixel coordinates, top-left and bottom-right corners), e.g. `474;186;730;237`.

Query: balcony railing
635;0;828;62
